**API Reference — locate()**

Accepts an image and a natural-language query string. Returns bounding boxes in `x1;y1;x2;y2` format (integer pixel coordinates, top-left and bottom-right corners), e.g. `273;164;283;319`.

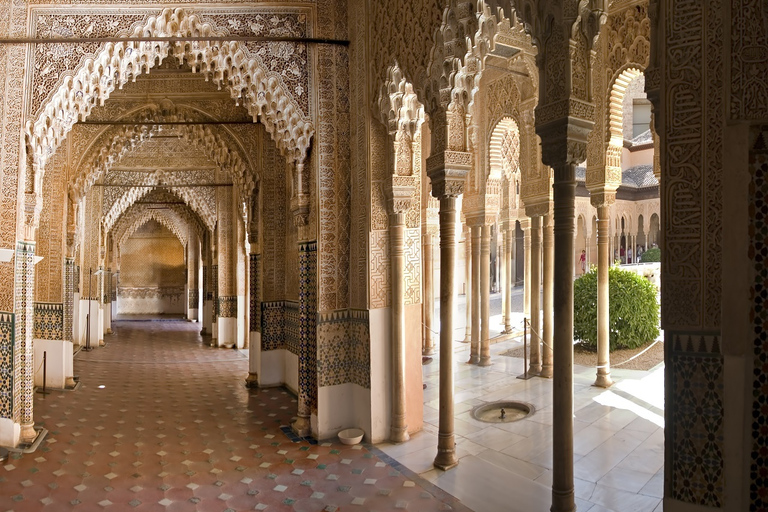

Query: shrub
573;266;660;351
640;246;660;263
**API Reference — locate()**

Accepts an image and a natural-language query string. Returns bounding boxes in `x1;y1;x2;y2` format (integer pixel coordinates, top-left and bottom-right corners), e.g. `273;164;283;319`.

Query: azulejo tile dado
0;312;15;419
33;302;64;340
317;309;370;389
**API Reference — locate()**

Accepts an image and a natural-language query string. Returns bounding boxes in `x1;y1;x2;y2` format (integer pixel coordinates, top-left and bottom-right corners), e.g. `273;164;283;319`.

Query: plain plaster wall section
369;307;392;444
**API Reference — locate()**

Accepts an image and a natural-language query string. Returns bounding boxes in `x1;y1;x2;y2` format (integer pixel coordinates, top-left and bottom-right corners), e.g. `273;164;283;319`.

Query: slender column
540;212;554;378
469;224;481;364
217;187;236;348
551;163;577;512
500;227;507;329
521;218;532;317
390;211;409;443
433;195;459;470
97;266;105;346
479;223;492;366
16;240;36;444
463;224;471;343
64;257;76;388
187;229;200;322
528;216;542;375
104;268;112;335
503;227;513;333
246;248;261;388
292;238;317;438
594;203;614;387
423;232;435;354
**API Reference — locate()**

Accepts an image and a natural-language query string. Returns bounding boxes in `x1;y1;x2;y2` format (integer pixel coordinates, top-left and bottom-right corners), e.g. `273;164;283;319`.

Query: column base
98;339;105;347
467;354;479;365
19;422;36;444
245;372;259;388
460;336;471;344
106;328;112;334
593;373;614;388
65;376;77;389
478;356;492;367
539;365;553;379
422;346;435;356
528;364;542;376
433;446;458;471
551;487;576;512
292;416;311;438
390;425;410;444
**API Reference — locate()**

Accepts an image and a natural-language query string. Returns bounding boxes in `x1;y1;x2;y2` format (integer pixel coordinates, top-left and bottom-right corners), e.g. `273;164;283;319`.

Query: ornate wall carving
35;149;66;303
730;0;768;120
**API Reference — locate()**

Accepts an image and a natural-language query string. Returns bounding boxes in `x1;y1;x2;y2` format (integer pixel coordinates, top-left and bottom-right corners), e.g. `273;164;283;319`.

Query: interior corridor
0;321;465;512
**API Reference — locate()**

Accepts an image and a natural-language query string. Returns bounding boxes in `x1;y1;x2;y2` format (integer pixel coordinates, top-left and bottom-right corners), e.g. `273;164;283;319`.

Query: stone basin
471;401;534;423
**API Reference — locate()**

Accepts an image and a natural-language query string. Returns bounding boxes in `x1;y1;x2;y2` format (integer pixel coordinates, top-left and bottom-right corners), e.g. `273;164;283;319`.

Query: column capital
465;212;496;228
427;151;470;199
386;175;417;215
589;190;617;209
535;113;594;170
524;201;551;218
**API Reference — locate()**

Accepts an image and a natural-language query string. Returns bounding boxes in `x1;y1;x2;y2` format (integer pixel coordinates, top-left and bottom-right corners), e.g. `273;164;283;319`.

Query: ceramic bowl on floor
338;428;364;445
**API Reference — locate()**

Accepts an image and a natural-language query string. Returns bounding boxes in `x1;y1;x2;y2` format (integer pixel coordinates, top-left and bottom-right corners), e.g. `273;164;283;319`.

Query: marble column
246;247;261;389
104;268;112;335
551;161;579;512
97;266;105;346
469;224;481;364
521;217;532;318
292;238;316;438
433;194;459;470
217;187;236;348
64;257;76;388
187;229;200;322
541;212;554;379
528;216;542;375
479;223;492;366
423;231;435;355
503;226;513;333
463;224;471;343
16;240;36;444
390;209;409;443
594;202;614;387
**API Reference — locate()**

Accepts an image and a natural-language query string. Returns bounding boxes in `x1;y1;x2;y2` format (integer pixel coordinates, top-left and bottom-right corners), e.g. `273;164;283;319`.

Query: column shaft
551;168;576;512
390;213;409;443
503;229;513;333
541;213;554;379
463;225;471;343
423;232;435;355
434;196;458;470
469;224;481;364
595;205;613;387
16;240;36;443
187;230;200;322
529;216;542;374
479;223;492;366
522;219;532;317
217;187;236;348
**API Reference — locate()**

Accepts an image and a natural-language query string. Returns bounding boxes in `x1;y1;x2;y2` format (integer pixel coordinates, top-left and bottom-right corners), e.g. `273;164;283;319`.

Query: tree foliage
573;266;660;351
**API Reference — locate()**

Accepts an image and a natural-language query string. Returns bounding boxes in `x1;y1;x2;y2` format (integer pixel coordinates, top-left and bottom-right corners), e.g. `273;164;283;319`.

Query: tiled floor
0;320;465;512
2;300;665;512
378;308;665;512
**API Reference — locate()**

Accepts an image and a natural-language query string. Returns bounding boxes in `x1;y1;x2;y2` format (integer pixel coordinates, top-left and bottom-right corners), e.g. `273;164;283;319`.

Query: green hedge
640;246;660;263
573;266;660;351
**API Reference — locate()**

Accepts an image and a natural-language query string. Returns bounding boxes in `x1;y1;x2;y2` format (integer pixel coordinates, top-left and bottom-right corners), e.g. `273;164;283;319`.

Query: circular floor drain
471;401;534;423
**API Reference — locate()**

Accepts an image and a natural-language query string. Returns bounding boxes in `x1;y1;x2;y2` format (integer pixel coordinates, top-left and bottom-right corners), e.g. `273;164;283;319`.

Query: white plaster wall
0;418;20;448
77;299;100;348
621;145;654;169
369;307;392;443
285;351;299;395
249;331;261;374
73;292;80;343
315;383;372;442
260;349;285;387
33;339;70;389
237;295;246;348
